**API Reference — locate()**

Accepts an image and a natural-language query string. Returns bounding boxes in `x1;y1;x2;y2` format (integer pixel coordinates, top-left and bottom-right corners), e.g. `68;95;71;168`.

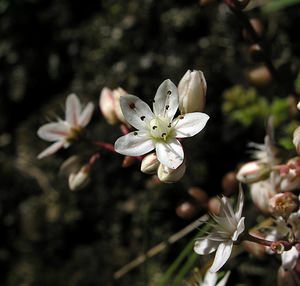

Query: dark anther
166;105;169;110
152;126;157;130
179;115;184;119
168;123;171;128
129;102;136;109
167;90;172;95
134;131;138;135
140;116;145;121
161;132;167;137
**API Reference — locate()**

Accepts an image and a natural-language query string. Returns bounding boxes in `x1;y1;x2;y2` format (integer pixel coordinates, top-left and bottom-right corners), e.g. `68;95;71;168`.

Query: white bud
141;153;160;174
99;87;118;124
293;126;300;154
113;87;128;124
178;70;207;114
236;161;271;184
68;165;90;191
157;162;186;183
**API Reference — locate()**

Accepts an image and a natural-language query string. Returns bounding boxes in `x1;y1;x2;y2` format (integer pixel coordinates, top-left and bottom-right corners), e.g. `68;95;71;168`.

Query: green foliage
263;0;300;13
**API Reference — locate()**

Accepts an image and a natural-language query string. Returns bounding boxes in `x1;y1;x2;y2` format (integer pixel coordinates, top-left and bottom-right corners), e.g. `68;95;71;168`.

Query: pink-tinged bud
122;156;136;168
99;87;118;124
176;201;200;220
157;162;186;183
141;153;159;174
247;66;272;87
269;192;299;218
68;165;90;191
250;180;276;214
293;127;300;155
277;267;300;286
236;161;271;184
208;197;221;215
187;187;208;208
178;70;206;114
112;87;128;124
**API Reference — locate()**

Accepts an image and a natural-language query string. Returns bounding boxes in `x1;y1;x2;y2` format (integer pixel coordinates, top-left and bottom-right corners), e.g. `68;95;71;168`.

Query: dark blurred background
0;0;300;285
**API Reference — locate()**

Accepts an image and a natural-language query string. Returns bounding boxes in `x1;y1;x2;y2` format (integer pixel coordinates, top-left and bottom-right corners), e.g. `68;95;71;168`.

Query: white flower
37;94;94;159
194;188;245;272
198;270;231;286
114;79;209;169
281;247;299;270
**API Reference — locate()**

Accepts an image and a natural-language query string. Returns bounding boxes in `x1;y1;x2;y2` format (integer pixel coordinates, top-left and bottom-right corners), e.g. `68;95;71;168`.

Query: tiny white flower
281;247;299;270
37;94;94;159
194;188;245;272
114;79;209;169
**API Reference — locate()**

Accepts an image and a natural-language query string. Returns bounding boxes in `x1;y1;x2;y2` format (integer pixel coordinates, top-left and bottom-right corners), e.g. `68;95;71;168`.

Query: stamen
134;131;138;135
179;115;184;119
140;116;145;121
129;102;135;109
168;123;171;128
152;126;157;130
167;90;172;95
166;105;169;110
161;132;167;140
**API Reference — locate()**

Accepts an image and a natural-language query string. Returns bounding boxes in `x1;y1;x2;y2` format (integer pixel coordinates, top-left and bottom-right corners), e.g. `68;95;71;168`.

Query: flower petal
155;139;184;169
174;112;209;138
232;217;245;241
79;102;94;127
216;271;231;286
153;79;179;119
37;141;65;159
66;93;81;126
209;241;233;273
202;271;218;285
194;238;219;255
114;131;155;156
235;186;244;220
120;94;154;130
281;247;299;270
37;122;70;142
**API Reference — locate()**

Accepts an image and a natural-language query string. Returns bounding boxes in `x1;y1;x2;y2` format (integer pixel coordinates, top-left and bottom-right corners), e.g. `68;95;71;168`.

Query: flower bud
112;87;128;124
68;165;90;191
250;180;276;214
236;161;271;184
187;187;208;208
249;44;264;63
222;171;238;196
141;153;160;174
208;197;221;215
122;156;136;168
99;87;118;124
178;70;206;114
247;66;272;87
269;192;299;218
176;201;200;220
293;127;300;155
157;162;186;183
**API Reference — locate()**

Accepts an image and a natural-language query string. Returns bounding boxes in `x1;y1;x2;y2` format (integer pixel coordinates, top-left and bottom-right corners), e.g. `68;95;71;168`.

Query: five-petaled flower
114;79;209;169
37;93;94;159
194;188;245;272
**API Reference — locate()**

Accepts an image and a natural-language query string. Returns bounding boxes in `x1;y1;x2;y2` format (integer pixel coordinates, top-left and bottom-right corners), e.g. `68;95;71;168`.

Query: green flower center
148;116;174;142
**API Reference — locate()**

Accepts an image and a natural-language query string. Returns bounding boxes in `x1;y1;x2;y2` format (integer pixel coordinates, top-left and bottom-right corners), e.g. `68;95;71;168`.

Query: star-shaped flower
114;79;209;169
37;94;94;159
194;188;245;272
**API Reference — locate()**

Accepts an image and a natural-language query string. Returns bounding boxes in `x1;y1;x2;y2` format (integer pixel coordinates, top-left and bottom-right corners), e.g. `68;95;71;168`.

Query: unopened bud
157;162;186;183
250;180;275;214
208;197;221;215
141;153;159;174
99;87;118;124
222;171;238;196
187;187;208;208
269;192;299;218
293;127;300;154
112;87;127;124
247;66;272;87
249;44;264;63
59;155;81;176
122;156;136;168
277;267;299;286
236;161;271;184
243;18;264;41
176;201;200;220
68;165;90;191
178;70;206;114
